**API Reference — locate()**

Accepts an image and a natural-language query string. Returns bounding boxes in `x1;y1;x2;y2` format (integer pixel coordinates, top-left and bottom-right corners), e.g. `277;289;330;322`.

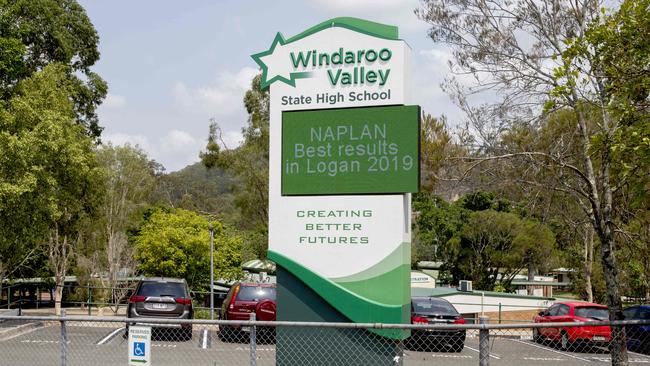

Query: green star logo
251;32;312;90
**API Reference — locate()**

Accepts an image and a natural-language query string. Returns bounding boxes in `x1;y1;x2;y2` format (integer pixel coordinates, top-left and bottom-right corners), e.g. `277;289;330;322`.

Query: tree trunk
527;262;536;296
54;279;63;316
596;150;627;365
584;224;594;303
572;106;627;365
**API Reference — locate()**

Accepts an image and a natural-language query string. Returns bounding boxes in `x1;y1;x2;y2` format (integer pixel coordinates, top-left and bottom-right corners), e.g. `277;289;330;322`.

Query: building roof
411;286;555;301
242;259;276;274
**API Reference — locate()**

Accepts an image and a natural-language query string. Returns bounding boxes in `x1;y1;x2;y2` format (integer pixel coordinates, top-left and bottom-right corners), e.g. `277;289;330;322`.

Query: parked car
406;296;466;352
126;277;193;340
623;305;650;354
219;282;276;342
533;301;611;350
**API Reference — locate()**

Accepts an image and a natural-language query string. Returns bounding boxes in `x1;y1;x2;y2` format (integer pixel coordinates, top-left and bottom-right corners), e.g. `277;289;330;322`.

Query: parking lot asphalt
1;323;650;365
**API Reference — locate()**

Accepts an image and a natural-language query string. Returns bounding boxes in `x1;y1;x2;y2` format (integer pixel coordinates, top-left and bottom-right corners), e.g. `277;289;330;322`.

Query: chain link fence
1;314;650;365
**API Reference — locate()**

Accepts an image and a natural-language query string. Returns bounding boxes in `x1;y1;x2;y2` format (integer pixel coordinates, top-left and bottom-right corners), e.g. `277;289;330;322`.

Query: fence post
249;313;257;366
498;303;502;324
60;309;67;366
87;285;92;316
479;315;490;366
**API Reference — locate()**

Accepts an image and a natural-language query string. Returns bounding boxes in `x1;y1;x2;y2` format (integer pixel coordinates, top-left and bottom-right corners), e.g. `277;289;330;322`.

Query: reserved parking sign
128;326;151;366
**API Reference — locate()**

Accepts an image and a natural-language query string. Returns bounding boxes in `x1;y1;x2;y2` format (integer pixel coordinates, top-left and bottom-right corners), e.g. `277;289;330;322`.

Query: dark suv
219;282;276;342
126;277;193;340
407;296;466;352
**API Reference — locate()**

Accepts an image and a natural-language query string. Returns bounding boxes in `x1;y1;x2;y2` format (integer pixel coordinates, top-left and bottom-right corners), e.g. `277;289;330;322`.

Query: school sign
253;17;419;364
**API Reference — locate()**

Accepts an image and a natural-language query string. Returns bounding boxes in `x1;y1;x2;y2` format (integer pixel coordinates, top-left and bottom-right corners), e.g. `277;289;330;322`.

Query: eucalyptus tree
0;0;106;139
417;1;649;362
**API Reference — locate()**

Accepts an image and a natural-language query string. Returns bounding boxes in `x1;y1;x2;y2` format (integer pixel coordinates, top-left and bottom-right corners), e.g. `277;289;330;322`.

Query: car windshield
575;306;609;320
137;282;186;298
412;298;458;315
237;286;276;301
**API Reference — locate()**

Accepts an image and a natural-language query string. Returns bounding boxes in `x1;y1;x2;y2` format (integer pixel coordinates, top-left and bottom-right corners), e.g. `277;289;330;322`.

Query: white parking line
465;345;501;359
96;327;124;345
201;329;209;349
629;351;650;360
509;339;591;362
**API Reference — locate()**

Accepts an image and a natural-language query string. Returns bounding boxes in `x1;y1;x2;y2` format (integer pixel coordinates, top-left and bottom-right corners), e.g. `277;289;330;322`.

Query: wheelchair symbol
133;342;145;357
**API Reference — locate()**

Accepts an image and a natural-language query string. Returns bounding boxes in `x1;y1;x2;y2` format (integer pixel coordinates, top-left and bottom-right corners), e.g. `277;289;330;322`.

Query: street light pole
209;224;214;320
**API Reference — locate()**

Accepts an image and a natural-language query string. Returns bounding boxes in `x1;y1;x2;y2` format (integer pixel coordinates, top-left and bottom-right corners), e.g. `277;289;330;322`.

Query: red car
219;282;276;342
533;301;611;350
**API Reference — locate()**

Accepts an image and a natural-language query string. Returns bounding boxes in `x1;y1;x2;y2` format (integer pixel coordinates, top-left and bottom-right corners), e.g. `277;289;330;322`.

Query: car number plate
241;326;250;333
593;336;606;341
152;303;168;309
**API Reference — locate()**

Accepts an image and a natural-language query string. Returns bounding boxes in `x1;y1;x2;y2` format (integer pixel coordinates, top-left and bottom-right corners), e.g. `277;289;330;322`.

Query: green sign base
276;267;404;365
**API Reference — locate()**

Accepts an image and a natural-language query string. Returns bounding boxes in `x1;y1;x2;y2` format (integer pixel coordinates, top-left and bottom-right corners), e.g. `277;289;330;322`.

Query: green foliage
152;162;237;221
201;74;269;259
0;63;103;280
414;192;557;291
133;208;242;290
412;192;466;268
0;0;106;138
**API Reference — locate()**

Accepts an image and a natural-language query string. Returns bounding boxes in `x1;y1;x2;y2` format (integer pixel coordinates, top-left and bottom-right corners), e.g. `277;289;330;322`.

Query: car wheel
561;331;573;351
180;327;192;341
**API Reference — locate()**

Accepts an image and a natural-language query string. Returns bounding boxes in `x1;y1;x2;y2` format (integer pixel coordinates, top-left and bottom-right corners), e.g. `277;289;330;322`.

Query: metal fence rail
0;315;649;365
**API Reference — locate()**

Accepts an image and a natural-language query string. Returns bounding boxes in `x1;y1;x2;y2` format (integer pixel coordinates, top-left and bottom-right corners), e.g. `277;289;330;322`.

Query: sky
79;0;462;172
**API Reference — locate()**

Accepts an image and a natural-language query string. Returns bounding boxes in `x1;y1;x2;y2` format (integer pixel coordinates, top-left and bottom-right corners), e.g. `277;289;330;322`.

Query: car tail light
175;298;192;305
454;317;466;324
229;285;240;310
129;296;145;303
411;316;428;325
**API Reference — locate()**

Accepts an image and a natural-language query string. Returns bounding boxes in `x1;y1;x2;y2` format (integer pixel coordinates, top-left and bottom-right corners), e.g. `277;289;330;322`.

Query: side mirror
538;311;545;316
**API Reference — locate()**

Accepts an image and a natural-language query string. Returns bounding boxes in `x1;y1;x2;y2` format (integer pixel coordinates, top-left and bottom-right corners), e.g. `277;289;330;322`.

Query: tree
417;1;649;362
412;193;466;267
201;74;269;258
446;210;556;291
0;0;106;138
151;162;237;221
0;64;104;314
414;192;556;290
95;144;156;311
133;208;242;290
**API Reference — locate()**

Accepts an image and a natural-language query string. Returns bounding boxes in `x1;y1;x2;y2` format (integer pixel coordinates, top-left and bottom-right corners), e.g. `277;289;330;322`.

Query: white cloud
102;93;127;109
172;67;258;117
103;132;152;152
307;0;428;34
220;130;243;149
419;49;453;69
161;130;196;152
103;130;204;172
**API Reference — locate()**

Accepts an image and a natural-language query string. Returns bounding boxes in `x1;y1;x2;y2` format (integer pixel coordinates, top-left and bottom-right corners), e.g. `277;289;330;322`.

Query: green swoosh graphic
332;242;411;307
268;249;410;340
285;17;399;43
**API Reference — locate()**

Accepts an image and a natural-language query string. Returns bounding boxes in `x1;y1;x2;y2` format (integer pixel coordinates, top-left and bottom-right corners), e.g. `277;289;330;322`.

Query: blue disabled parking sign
133;342;145;357
128;326;151;366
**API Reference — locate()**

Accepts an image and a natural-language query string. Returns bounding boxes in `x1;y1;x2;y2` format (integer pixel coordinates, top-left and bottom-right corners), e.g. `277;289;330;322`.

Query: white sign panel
128;326;151;366
255;17;414;329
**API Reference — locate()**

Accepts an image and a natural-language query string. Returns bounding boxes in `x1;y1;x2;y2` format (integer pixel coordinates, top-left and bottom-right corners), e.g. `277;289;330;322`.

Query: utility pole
209;224;214;320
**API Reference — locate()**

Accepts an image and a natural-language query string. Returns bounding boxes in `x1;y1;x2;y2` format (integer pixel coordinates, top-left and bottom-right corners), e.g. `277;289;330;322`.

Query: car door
624;307;640;349
637;308;650;353
554;304;571;339
539;305;560;338
545;304;569;339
